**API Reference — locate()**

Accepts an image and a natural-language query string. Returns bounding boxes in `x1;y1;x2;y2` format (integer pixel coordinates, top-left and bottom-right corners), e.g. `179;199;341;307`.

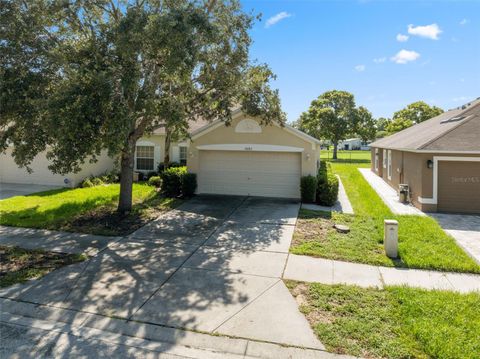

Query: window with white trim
136;145;154;171
179;146;187;165
383;149;387;168
387;150;392;180
374;148;379;171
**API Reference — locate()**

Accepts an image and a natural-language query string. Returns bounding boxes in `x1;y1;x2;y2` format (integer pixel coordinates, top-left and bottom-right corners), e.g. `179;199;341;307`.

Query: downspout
400;151;404;184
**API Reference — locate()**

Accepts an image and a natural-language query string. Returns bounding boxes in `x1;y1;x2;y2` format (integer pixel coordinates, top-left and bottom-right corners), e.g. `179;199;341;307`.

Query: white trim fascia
418;156;480;205
191;112;321;148
370;146;480;155
272;122;322;146
190;109;244;139
136;140;156;146
196;144;304;153
191;120;225;140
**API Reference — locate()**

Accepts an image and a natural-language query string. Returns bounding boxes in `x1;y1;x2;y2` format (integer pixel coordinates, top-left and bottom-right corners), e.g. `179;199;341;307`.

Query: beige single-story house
0;110;321;198
370;98;480;214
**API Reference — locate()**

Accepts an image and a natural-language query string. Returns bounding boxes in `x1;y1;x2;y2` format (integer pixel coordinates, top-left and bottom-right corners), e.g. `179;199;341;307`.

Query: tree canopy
353;106;376;143
297;90;361;159
386;101;443;134
1;0;284;212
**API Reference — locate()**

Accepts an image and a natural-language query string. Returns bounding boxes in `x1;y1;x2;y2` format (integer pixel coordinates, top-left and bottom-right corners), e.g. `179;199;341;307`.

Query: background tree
374;117;391;139
353;106;376;143
298;90;356;159
1;0;284;213
386;101;443;134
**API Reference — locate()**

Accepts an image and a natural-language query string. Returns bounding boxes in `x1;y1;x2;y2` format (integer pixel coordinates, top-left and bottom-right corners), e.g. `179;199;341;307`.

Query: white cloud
391;49;420;64
407;23;442;40
373;57;386;63
396;33;409;42
265;12;292;28
354;64;366;72
460;18;469;25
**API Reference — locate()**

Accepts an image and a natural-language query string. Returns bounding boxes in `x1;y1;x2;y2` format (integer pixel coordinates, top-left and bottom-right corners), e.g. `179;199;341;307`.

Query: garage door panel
438;161;480;214
0;149;67;186
198;151;301;198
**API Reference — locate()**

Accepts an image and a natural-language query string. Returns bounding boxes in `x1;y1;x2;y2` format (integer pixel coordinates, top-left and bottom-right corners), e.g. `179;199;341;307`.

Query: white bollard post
384;219;399;258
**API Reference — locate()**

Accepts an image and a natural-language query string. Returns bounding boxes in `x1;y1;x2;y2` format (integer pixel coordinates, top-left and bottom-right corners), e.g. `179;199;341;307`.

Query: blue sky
243;0;480;123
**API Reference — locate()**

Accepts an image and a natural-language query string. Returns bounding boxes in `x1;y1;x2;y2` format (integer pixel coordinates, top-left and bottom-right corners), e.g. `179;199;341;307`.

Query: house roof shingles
371;98;480;152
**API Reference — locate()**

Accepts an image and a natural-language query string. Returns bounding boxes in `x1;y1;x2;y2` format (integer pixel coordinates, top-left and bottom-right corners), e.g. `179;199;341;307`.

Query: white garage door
0;149;67;186
198;150;301;198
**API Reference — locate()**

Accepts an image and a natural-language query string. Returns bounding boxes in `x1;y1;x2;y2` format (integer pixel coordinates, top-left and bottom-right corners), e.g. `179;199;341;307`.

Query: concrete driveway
430;213;480;264
0;195;323;350
0;182;61;200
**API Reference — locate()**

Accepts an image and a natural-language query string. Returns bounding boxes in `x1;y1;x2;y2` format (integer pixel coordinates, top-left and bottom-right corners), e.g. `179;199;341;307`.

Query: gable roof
151;109;321;146
152;118;211;135
191;110;322;146
371;98;480;152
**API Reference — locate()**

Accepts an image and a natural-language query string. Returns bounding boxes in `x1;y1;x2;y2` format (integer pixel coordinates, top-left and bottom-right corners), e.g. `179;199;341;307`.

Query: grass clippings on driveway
287;281;480;359
291;162;480;273
0;245;85;288
0;183;182;236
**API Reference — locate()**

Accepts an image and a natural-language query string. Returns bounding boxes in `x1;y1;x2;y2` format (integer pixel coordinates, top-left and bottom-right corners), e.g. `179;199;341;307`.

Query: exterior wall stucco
0;148;116;188
370;146;480;212
135;134;187;172
186;115;320;176
70;151;117;187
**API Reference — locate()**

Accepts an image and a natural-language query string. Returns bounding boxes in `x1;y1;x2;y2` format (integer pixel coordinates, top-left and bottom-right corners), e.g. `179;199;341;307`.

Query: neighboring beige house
370;98;480;214
0;149;116;188
0;110;321;198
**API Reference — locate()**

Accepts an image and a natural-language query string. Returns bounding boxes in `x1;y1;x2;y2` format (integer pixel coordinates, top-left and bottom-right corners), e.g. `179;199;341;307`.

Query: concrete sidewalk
0;297;354;359
284;254;480;293
0;183;61;200
302;176;354;214
358;168;424;216
0;196;327;356
0;225;117;256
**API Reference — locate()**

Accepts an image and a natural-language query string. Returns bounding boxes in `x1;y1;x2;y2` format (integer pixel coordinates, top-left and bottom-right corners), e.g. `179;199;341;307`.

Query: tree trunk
333;142;338;160
163;128;172;169
118;144;135;214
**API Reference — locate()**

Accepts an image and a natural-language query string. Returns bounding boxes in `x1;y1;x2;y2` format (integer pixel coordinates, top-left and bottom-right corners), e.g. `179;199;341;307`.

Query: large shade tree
1;0;284;213
386;101;443;134
297;90;356;159
353;106;376;143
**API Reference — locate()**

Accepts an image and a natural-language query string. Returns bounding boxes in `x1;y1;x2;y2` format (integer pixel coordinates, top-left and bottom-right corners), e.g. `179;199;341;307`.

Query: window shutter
172;146;180;163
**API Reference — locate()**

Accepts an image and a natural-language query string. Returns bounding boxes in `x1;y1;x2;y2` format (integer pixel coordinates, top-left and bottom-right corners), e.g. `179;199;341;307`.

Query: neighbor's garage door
0;148;67;186
437;161;480;214
198;151;301;198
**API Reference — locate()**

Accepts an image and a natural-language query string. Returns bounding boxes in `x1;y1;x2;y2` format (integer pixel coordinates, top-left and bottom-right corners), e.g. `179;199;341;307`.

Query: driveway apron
0;195;323;350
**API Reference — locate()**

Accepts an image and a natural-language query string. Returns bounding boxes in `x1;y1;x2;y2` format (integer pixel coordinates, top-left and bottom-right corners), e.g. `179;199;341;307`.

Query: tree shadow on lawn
0;193;181;236
0;195;293;357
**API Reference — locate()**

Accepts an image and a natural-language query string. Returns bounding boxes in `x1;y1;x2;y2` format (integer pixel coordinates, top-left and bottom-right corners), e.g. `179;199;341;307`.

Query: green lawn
0;184;180;235
287;281;480;359
291;162;480;273
0;245;86;288
320;149;371;163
